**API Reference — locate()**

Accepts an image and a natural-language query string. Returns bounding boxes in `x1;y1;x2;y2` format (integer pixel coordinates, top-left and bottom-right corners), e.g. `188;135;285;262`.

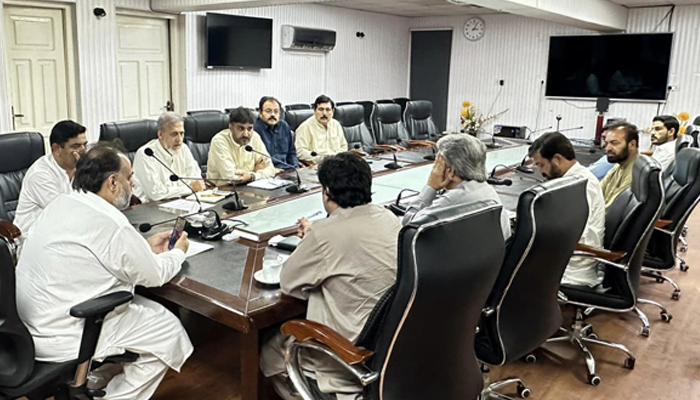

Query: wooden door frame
115;8;186;117
3;0;79;126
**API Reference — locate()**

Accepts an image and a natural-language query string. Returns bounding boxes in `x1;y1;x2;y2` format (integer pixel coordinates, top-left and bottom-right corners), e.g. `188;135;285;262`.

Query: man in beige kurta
260;153;400;400
207;107;277;183
600;122;640;210
295;95;348;164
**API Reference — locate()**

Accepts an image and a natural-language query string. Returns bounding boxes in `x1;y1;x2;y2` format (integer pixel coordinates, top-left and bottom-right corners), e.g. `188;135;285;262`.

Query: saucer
254;270;280;286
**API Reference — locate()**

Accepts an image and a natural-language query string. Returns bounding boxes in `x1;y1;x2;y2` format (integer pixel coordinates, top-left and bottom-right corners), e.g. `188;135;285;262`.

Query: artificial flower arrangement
460;100;508;132
676;111;690;135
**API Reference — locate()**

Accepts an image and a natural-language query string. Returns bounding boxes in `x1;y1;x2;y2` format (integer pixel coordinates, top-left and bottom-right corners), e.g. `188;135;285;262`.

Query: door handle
10;106;24;130
165;100;174;112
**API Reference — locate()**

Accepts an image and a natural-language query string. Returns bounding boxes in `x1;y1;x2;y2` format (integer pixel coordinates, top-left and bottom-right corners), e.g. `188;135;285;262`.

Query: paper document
186;189;231;204
185;240;214;259
247;177;293;190
159;199;215;212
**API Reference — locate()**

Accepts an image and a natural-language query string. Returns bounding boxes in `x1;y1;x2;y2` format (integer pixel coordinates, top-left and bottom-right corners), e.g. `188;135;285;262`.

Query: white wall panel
0;5;10;132
184;4;410;111
409;6;700;145
115;0;152;11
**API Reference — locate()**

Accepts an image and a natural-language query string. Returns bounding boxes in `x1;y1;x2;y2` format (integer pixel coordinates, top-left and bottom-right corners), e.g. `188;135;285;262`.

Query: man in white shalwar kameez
16;145;193;400
132;112;204;203
14;120;88;237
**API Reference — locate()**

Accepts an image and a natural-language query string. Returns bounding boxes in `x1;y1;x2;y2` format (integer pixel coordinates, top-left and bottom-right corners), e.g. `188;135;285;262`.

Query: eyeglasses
263;109;280;115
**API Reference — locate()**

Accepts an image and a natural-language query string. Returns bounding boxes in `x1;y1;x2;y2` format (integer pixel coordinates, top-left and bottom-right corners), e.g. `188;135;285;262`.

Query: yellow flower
462;101;471;108
680;125;687;135
678;111;690;122
461;108;469;117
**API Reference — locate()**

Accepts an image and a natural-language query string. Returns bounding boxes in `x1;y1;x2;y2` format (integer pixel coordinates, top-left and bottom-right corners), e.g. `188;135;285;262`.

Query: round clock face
463;17;485;41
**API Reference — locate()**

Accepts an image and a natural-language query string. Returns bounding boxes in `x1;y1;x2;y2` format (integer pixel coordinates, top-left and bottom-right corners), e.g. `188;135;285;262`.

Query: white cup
262;255;283;282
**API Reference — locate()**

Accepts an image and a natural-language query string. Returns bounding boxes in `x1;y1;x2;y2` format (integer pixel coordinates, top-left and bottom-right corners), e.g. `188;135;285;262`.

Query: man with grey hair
402;134;511;239
133;111;204;202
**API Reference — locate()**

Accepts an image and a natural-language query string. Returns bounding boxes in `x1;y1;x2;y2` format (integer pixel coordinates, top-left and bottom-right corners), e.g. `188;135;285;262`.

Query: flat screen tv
545;33;673;101
206;13;272;69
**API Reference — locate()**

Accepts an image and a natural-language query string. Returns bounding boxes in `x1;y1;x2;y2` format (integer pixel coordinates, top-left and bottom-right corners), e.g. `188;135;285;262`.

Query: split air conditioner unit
281;25;336;52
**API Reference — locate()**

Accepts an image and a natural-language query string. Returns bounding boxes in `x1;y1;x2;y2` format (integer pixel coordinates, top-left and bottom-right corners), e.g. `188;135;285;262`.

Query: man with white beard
132;112;204;203
16;145;193;399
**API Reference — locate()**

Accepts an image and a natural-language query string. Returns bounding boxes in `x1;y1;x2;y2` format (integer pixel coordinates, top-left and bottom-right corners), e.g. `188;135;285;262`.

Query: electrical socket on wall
668;85;680;91
498;79;505;86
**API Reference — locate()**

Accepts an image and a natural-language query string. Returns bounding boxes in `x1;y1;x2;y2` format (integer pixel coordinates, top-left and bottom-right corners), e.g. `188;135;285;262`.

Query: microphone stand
383;139;405;170
488;164;545;185
514;155;534;174
171;175;247;211
423;133;439;161
486;131;502;149
144;148;202;212
244;146;308;193
524;126;553;144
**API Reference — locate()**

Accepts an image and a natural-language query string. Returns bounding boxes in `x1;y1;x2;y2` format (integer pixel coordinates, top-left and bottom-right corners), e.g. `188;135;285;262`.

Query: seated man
132;112;204;202
207;107;277;183
587;132;615;180
600;121;639;210
402;134;511;239
16;145;193;399
261;153;401;400
529;132;606;287
295;95;348;165
254;96;299;169
14;120;88;237
648;115;678;170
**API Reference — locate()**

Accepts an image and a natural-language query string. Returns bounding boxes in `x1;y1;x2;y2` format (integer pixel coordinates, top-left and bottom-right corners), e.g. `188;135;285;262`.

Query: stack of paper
247;177;293;190
159;199;215;212
186;189;230;203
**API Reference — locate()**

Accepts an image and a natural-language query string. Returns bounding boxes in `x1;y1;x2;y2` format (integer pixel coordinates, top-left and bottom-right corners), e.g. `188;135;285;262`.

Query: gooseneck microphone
139;209;210;233
168;175;247;211
144;147;202;212
244;145;308;193
524;126;553;143
515;155;534;174
423;133;440;161
384;139;404;170
487;164;545;187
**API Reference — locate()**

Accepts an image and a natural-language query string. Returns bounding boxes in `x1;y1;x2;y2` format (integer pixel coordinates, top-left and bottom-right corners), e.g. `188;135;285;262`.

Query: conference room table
123;137;603;400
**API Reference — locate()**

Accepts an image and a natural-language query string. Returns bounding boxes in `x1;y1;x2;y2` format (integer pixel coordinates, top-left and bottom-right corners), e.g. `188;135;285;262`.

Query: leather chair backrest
372;103;411;146
285;103;312;112
284;109;314;133
224;108;260;121
333;104;376;152
0;238;35;387
376;99;394;104
404;100;438;141
476;176;588;366
0;132;45;221
687;125;700;148
603;155;663;305
676;134;694;154
693;116;700;126
335;101;355;107
357;101;376;132
187;109;222;116
99;120;158;164
393;97;410;120
363;200;505;400
183;111;229;171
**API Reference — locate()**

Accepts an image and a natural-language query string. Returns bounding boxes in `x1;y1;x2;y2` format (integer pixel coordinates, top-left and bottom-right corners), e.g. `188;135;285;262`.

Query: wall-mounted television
545;33;673;101
206;13;272;69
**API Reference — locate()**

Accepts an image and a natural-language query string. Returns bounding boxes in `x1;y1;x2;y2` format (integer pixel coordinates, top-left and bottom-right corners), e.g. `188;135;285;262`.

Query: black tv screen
206;13;272;69
545;33;673;101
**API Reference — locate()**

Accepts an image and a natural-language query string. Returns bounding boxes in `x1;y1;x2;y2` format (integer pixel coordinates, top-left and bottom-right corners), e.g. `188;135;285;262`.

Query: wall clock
463;17;485;41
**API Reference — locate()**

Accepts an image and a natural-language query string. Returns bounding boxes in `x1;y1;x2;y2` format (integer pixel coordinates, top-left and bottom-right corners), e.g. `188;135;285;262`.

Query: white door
3;6;70;138
116;15;171;121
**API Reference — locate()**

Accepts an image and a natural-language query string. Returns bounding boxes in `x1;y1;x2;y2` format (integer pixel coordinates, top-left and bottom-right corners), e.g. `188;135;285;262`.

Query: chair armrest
281;320;373;366
0;220;21;240
655;219;672;229
575;243;626;262
70;291;134;319
374;144;403;152
408;140;434;147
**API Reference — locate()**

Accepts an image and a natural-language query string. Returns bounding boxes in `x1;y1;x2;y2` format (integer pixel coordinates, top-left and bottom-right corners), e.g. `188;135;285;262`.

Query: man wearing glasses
295;95;348;165
254;96;299;169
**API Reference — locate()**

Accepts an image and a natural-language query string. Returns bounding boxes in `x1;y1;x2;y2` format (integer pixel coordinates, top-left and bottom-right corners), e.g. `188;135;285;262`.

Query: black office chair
357;101;376;133
0;236;134;400
393;98;410;118
687;125;700;148
476;176;588;399
284;109;314;134
551;155;664;385
333;104;377;153
642;148;700;301
371;103;411;147
99;120;159;163
186;109;223;116
285;103;312;112
183;111;229;174
335;101;355;107
375;99;394;104
0;132;45;223
404;100;438;141
281;201;506;400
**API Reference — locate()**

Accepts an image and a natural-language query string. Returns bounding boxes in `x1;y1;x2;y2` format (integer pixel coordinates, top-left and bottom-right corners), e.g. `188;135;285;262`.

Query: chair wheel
587;332;599;340
524;354;537;364
517;383;531;398
655;277;664;283
661;312;672;322
680;246;688;253
589;374;601;386
624;357;636;370
641;326;650;337
680;263;689;272
672;291;681;301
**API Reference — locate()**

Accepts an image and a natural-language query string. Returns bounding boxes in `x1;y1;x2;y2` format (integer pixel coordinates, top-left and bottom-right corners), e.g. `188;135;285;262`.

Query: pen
305;211;323;220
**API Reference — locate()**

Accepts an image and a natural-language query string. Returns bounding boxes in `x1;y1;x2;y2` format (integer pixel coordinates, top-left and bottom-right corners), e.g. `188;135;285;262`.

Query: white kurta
562;162;606;287
132;139;202;203
16;190;193;373
652;140;675;171
13;153;72;237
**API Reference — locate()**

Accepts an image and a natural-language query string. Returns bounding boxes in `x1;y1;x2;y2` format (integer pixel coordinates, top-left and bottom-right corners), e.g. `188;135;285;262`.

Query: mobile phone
168;217;186;250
